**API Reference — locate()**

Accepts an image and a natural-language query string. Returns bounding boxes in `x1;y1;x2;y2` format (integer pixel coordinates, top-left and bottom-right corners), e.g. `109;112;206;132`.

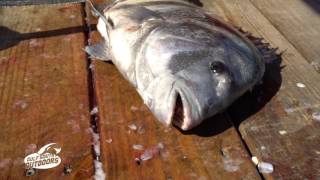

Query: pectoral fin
84;40;111;61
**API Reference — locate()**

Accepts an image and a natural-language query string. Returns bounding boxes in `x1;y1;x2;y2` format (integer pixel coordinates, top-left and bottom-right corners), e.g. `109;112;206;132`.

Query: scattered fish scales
140;149;153;161
251;156;259;165
312;112;320;122
106;138;113;143
90;106;99;115
296;83;306;88
93;160;106;180
128;124;137;131
132;144;144;150
278;130;287;135
130;106;139;111
258;162;274;174
136;142;165;162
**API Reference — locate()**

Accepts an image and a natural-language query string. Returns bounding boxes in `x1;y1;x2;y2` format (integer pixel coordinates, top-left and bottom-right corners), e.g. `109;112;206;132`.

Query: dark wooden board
203;0;320;179
86;0;260;179
0;4;94;179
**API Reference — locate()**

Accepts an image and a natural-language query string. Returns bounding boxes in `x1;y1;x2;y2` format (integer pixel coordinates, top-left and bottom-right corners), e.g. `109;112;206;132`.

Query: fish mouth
169;88;195;131
172;92;184;128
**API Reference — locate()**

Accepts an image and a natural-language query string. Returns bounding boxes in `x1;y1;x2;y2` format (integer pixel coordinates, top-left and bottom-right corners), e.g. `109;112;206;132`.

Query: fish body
86;0;265;130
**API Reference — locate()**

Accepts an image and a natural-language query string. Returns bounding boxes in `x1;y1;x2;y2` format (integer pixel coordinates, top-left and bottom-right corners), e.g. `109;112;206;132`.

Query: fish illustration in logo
24;143;62;169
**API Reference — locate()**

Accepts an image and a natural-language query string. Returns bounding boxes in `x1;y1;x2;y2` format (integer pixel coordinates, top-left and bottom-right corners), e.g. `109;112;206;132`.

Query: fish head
143;24;265;131
171;60;236;130
152;51;264;131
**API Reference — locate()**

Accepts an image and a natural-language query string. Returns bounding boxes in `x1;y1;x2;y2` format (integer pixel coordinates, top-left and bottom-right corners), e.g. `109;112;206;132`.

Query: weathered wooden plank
203;0;320;179
86;1;260;179
249;0;320;72
0;4;94;179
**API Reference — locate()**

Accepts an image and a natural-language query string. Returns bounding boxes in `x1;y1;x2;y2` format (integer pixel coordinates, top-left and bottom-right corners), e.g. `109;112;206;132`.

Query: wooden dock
0;0;319;179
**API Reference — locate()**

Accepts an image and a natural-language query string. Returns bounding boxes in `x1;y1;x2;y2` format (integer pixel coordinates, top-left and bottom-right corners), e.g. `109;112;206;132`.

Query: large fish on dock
85;0;270;130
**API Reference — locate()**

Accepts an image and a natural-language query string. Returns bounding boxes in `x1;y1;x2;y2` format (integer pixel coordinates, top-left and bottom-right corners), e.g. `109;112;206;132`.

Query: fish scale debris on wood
85;0;271;130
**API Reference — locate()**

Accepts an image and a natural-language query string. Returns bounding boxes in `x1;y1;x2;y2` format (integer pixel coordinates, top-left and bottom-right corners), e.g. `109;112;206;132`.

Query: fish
85;0;269;131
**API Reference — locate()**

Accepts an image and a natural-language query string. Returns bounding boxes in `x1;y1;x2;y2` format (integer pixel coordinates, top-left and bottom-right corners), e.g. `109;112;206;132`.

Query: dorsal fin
86;0;108;24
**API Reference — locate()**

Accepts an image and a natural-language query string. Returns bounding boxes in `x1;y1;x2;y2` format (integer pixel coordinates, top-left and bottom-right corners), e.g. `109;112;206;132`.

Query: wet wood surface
0;0;320;179
0;4;94;179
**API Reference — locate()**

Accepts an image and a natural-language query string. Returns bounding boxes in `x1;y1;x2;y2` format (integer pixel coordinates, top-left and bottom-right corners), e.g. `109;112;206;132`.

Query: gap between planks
79;0;104;166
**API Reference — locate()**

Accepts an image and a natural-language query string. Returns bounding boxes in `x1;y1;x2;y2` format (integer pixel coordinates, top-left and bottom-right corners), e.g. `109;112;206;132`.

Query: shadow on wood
178;113;232;137
0;25;97;50
227;54;283;127
303;0;320;14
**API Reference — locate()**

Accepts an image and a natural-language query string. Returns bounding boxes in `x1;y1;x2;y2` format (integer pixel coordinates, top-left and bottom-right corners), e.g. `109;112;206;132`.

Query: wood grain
1;0;318;179
0;4;94;179
204;0;320;179
249;0;320;72
86;0;260;179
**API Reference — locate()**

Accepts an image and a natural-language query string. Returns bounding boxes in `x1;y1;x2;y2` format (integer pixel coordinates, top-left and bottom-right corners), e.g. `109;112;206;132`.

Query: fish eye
107;16;114;28
209;61;225;74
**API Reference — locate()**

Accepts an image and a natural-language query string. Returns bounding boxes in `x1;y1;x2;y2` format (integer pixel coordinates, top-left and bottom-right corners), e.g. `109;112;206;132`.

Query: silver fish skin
85;0;265;130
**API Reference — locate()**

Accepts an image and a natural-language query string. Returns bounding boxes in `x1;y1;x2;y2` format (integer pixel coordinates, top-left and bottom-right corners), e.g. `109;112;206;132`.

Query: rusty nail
25;168;36;176
64;165;72;174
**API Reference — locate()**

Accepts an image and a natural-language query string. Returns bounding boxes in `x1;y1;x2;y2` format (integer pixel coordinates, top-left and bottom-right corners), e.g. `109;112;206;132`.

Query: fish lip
177;88;195;131
168;85;197;131
167;87;178;126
